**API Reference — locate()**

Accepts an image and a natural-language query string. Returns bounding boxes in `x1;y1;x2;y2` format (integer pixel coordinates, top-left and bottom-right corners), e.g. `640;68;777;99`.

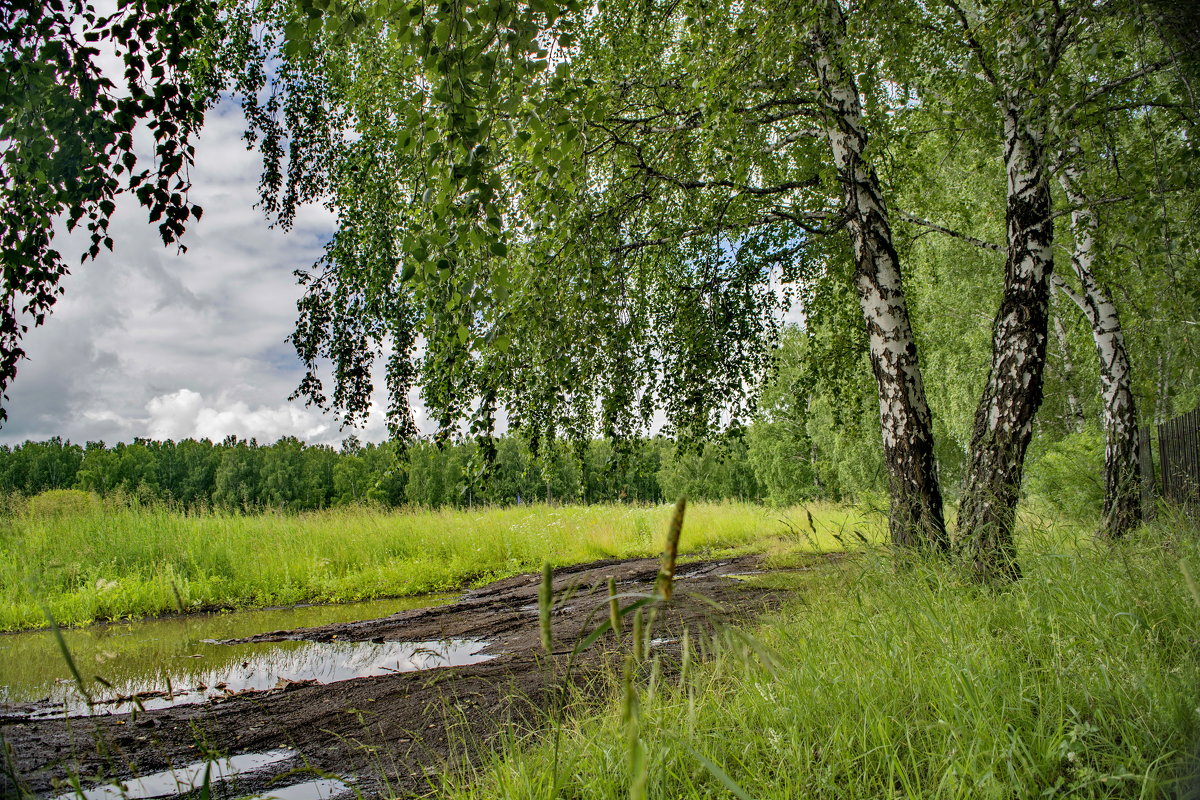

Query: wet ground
1;553;834;799
0;595;458;716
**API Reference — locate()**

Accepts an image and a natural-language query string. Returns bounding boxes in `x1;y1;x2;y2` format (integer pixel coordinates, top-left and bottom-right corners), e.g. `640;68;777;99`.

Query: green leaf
285;17;304;37
434;19;451;47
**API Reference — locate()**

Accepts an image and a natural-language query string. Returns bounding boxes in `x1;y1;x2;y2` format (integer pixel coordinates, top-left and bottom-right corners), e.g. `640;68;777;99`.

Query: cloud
0;98;386;447
144;388;358;444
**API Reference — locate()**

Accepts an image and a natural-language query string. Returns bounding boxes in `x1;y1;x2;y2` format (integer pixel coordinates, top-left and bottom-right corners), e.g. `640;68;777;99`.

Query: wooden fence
1158;406;1200;506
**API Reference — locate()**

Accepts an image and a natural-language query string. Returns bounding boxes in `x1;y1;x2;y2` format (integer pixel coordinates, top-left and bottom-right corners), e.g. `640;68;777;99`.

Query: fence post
1160;414;1174;503
1189;408;1200;509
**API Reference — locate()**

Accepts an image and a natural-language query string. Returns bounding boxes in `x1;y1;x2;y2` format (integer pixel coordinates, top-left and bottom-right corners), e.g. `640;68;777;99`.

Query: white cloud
144;388;356;444
0;98;393;447
144;389;206;439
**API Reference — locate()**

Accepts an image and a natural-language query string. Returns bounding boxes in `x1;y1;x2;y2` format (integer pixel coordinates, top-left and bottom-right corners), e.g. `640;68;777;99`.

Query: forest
0;321;1130;516
2;0;1200;798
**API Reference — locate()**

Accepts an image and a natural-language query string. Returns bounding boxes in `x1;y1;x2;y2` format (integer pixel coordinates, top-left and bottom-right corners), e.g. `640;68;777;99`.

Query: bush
1023;429;1105;520
26;489;100;518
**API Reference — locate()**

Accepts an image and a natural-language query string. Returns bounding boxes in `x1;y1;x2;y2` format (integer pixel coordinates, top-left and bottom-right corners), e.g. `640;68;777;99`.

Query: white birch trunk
1155;352;1171;426
1051;313;1085;433
813;0;947;552
1057;152;1142;537
957;102;1055;583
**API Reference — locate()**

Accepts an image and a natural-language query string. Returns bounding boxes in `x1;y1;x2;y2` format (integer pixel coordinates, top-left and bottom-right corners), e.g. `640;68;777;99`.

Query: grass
444;510;1200;799
0;495;874;631
14;490;1189;798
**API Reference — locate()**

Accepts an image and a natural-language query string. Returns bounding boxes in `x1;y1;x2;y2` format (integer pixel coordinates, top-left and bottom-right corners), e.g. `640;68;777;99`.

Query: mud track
2;553;837;798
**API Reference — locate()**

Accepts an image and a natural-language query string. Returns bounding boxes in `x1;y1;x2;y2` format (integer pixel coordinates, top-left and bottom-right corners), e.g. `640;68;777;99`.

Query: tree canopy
2;0;1196;578
205;0;1193;567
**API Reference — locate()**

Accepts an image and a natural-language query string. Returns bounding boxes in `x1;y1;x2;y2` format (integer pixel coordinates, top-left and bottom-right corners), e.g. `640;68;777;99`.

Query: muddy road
2;553;834;798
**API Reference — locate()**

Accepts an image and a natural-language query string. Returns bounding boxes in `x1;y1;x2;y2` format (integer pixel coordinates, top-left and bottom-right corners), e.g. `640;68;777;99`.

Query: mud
1;553;835;798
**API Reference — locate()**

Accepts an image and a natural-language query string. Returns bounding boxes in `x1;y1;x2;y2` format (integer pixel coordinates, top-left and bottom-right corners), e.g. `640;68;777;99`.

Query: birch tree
887;0;1193;577
930;0;1066;582
1039;2;1198;538
1053;148;1141;538
1048;105;1197;535
212;0;950;551
811;0;946;550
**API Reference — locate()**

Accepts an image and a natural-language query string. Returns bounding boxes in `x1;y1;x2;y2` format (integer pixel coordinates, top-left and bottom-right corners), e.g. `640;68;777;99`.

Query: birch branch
897;212;1005;253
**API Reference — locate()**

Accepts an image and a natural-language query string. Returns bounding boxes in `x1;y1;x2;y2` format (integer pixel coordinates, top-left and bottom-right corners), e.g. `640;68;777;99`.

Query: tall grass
0;497;869;631
450;513;1200;799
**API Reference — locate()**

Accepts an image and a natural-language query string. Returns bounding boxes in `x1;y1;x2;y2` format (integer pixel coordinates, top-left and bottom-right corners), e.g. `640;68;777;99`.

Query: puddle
26;638;493;717
250;778;352;799
0;594;469;716
721;571;765;580
53;748;296;799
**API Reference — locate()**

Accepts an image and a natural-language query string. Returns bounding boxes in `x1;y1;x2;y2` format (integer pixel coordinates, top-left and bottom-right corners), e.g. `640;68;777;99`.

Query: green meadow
3;491;1199;797
0;494;870;632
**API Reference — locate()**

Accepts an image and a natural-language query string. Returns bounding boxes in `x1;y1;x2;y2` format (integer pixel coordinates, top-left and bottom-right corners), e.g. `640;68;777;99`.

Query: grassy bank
0;497;873;631
447;515;1200;799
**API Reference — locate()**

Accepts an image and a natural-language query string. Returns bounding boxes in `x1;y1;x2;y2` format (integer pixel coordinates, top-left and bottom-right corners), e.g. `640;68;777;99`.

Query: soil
1;553;838;799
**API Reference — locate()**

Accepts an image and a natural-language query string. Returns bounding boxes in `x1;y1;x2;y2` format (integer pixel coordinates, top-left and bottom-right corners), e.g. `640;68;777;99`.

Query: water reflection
25;638;491;717
51;748;355;800
1;594;469;714
51;749;296;800
250;777;350;796
249;778;352;799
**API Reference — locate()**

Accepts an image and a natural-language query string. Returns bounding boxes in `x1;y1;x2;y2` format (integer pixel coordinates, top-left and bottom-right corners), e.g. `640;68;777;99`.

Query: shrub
26;489;100;518
1023;429;1105;520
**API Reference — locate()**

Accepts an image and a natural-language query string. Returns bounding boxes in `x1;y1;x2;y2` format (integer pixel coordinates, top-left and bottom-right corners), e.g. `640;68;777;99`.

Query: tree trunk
957;104;1054;583
1155;351;1171;425
812;1;947;553
1055;154;1142;538
1051;312;1086;433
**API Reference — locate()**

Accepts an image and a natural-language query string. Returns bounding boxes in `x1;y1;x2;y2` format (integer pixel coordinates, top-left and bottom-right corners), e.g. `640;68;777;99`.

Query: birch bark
1051;313;1086;433
812;1;947;552
957;103;1054;583
1056;152;1142;538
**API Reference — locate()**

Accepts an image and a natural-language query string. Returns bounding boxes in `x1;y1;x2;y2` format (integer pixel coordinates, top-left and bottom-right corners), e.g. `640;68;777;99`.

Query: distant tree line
0;431;785;511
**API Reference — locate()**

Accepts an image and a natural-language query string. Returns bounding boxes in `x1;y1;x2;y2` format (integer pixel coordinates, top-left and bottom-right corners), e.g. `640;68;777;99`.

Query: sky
0;100;403;448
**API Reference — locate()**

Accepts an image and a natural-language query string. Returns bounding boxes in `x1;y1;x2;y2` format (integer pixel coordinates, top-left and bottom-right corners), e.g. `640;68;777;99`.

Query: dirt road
2;553;832;798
